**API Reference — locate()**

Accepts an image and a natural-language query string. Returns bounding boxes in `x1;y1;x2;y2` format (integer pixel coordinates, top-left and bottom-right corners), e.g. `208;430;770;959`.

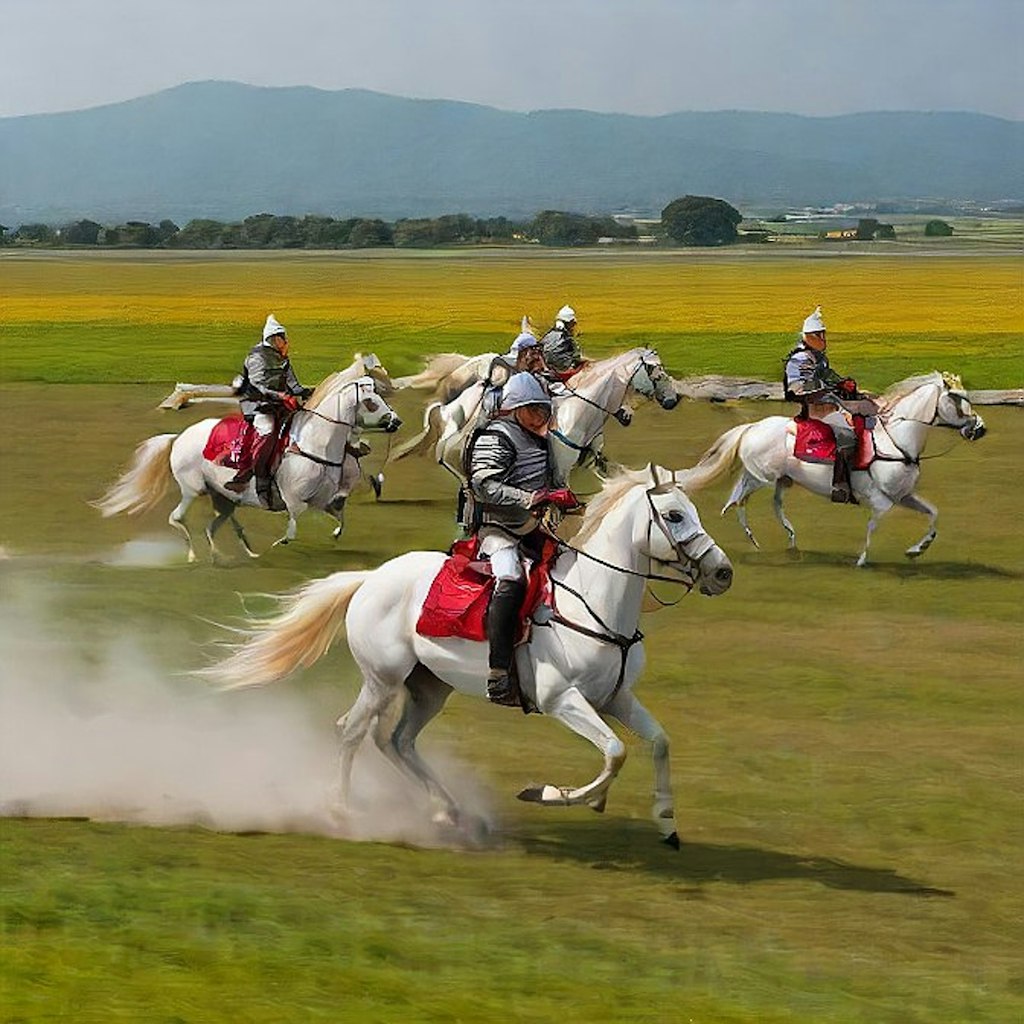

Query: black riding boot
831;449;858;504
251;433;278;508
486;578;526;707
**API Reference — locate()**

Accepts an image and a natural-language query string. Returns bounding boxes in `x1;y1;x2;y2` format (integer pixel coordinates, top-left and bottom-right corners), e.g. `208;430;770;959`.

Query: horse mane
572;465;659;546
567;348;645;391
875;371;944;414
306;354;393;410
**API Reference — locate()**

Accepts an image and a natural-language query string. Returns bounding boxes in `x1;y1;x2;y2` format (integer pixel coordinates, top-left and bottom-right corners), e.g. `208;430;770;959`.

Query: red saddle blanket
416;536;559;642
793;416;873;470
202;415;288;471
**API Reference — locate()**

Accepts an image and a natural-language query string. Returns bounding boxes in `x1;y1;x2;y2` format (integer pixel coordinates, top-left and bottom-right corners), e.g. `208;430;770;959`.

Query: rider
467;372;580;707
226;314;314;505
482;325;550;417
540;304;583;376
783;306;865;504
539;304;632;427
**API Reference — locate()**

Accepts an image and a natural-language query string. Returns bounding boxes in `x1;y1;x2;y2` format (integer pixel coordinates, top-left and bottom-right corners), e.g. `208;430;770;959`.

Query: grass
2;249;1021;387
1;251;1023;1022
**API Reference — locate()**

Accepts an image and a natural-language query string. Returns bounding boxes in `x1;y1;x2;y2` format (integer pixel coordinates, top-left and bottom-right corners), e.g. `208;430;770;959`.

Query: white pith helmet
802;307;825;334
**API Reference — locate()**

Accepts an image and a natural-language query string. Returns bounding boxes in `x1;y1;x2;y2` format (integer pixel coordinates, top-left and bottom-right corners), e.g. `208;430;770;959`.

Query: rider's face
514;403;551;436
270;333;289;356
803;330;826;351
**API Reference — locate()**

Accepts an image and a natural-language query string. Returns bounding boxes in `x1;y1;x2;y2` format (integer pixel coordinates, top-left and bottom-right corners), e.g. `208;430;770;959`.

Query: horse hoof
587;794;607;814
905;547;924;559
517;784;545;804
662;831;681;850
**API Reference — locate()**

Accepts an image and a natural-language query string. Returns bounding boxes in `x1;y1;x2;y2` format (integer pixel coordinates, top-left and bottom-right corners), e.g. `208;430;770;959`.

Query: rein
552;359;651;452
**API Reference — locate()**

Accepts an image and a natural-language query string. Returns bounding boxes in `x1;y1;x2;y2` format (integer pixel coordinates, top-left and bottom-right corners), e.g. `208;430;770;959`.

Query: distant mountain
1;81;1020;224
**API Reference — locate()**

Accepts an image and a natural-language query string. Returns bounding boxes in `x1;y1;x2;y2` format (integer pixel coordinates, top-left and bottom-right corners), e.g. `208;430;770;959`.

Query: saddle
792;415;874;470
202;414;289;474
416;535;559;642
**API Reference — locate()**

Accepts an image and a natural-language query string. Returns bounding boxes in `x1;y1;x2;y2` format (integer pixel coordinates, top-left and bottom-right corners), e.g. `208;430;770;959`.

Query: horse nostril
716;566;733;583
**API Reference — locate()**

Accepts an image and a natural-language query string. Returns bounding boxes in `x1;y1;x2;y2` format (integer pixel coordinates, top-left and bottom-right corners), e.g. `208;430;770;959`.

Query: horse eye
665;510;684;523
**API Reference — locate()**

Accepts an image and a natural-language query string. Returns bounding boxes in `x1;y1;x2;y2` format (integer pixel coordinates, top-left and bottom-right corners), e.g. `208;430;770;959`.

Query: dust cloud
0;580;496;848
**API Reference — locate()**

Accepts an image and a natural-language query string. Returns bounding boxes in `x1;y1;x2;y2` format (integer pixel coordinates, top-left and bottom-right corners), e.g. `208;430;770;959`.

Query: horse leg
856;500;893;568
272;505;304;547
772;480;798;549
168;492;198;563
517;686;627;810
723;471;766;549
334;680;395;815
373;668;463;828
604;691;680;847
209;492;258;559
900;493;938;558
328;496;347;540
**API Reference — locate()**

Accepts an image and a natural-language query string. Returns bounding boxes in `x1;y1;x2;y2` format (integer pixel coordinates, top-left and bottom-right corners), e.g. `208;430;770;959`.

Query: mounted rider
467;372;580;707
784;306;875;504
539;304;583;376
226;314;314;505
539;304;633;427
482;322;551;417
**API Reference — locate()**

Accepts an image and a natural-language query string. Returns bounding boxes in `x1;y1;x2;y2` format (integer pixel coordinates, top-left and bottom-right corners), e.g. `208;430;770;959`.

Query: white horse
394;348;680;483
678;372;986;566
94;360;402;561
205;467;733;845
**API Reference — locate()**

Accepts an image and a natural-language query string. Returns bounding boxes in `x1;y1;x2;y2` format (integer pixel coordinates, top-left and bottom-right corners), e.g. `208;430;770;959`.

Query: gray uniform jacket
540;326;582;373
468;418;564;535
238;341;311;418
784;343;845;405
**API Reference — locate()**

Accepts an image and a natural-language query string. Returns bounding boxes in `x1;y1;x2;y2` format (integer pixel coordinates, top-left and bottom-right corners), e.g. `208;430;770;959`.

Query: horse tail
203;571;371;691
675;423;753;492
91;434;177;516
393;352;471;393
389;401;443;461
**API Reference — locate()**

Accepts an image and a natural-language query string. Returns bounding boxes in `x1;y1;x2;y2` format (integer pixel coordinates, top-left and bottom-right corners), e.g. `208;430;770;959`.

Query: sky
2;0;1022;120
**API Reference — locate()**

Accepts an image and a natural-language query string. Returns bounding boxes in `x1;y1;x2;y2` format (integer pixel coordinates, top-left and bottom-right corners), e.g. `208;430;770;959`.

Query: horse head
352;375;403;433
643;465;732;595
938;372;986;440
629;350;679;410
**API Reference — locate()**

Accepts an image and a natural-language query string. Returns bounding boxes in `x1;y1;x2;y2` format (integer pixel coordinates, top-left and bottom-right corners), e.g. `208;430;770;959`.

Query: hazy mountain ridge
1;81;1020;224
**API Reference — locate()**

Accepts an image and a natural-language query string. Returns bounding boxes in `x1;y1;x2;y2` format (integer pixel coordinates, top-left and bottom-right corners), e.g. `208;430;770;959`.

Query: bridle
871;382;976;466
533;483;717;703
550;355;662;453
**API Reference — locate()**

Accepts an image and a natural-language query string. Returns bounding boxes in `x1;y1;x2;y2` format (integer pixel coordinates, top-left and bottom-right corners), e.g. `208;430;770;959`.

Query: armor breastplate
484;419;551;492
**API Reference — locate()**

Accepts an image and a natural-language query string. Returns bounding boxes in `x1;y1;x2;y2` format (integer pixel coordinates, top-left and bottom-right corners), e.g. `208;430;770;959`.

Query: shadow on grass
738;548;1021;580
521;819;954;897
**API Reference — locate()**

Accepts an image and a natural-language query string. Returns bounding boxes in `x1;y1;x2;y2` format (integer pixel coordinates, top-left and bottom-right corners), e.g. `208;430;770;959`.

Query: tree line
0;196;749;250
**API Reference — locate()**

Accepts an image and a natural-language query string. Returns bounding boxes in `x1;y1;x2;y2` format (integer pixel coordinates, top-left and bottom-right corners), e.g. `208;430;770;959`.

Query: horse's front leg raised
604;690;680;848
517;686;627;812
900;493;938;559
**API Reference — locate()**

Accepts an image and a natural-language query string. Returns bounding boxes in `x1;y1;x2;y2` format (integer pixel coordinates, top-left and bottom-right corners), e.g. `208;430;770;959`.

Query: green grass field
1;252;1022;1022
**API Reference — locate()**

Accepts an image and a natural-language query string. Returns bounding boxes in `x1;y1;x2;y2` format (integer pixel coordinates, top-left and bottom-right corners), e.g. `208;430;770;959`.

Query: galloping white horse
394;348;680;483
206;467;733;845
94;359;402;560
679;372;986;566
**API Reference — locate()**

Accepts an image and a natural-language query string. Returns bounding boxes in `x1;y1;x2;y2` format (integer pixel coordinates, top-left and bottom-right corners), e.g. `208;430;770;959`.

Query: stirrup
486;673;520;708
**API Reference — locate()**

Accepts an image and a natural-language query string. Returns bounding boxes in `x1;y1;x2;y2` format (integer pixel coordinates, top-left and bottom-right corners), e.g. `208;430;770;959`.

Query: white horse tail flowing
676;423;753;492
390;401;443;461
207;571;370;690
91;434;177;516
393;353;472;393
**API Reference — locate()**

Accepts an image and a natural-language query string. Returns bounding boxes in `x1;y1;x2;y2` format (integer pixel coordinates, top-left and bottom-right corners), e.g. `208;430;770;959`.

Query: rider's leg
225;412;271;492
822;409;857;504
483;540;526;707
251;415;280;507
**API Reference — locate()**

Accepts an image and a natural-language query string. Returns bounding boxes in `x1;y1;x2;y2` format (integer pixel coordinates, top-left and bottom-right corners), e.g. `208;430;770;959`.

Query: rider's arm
469;431;536;509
